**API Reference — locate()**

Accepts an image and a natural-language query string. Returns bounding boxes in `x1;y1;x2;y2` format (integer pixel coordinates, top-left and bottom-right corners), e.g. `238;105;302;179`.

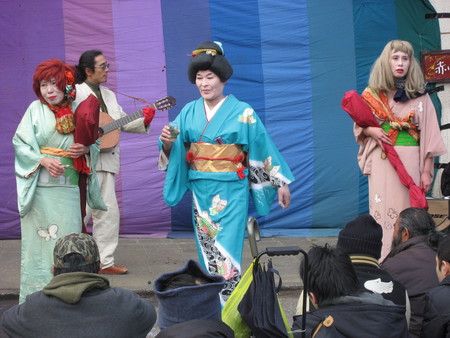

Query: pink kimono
355;90;446;259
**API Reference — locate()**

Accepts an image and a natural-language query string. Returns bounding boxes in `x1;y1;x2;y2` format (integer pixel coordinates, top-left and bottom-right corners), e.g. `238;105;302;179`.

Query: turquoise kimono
13;100;105;303
163;95;294;295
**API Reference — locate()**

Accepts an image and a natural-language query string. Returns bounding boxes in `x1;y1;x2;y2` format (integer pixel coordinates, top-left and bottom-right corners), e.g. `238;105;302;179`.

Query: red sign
421;50;450;83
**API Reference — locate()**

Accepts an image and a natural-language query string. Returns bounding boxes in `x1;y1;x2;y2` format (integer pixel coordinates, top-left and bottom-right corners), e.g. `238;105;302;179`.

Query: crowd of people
2;38;450;337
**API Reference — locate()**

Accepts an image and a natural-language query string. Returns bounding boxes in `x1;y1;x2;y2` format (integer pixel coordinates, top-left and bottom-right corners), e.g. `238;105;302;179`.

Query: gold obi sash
39;147;79;185
186;143;246;178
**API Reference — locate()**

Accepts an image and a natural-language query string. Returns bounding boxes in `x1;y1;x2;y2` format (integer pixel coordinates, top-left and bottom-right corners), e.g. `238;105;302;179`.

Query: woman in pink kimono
355;40;446;260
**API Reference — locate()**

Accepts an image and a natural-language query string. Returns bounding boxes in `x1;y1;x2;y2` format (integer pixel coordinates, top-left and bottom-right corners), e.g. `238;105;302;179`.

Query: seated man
420;235;450;337
337;214;410;321
381;207;441;338
1;233;156;338
292;244;408;337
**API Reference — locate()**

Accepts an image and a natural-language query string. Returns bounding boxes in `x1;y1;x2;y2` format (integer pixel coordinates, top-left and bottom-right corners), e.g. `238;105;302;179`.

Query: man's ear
442;260;450;277
401;227;410;242
85;67;94;79
309;292;319;309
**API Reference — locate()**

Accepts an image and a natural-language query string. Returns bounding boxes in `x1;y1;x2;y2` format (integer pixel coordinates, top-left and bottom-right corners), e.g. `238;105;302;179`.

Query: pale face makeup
40;78;64;106
390;51;410;79
195;70;225;108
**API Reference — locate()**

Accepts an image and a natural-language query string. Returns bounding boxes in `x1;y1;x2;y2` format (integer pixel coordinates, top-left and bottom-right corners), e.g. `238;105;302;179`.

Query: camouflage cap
53;233;100;268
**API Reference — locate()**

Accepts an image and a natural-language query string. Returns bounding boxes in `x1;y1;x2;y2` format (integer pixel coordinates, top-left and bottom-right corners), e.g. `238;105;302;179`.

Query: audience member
381;207;441;337
420;235;450;337
337;214;410;321
292;244;408;337
1;233;156;338
154;259;225;330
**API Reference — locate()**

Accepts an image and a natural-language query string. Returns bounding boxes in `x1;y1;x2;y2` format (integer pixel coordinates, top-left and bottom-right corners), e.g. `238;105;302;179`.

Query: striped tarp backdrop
0;0;441;239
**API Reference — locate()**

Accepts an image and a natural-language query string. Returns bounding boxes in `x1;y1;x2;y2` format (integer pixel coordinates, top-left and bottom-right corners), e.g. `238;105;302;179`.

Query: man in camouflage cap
53;232;100;269
1;233;156;337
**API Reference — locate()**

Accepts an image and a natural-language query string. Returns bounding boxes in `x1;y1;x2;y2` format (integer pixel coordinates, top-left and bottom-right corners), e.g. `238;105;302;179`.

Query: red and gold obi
186;143;246;179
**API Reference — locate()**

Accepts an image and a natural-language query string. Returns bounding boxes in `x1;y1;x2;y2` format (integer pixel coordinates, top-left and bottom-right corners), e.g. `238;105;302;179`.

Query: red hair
32;58;76;104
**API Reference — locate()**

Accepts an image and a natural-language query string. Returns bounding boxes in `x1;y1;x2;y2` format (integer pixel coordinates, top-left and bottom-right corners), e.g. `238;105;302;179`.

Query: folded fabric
153;259;225;329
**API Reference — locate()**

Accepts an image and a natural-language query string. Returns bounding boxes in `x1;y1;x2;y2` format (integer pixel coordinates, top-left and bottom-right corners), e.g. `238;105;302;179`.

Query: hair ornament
191;48;218;57
64;70;76;99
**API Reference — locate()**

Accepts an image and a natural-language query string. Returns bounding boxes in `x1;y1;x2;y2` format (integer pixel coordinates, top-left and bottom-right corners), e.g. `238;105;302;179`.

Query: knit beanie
154;259;225;330
337;214;383;260
188;41;233;84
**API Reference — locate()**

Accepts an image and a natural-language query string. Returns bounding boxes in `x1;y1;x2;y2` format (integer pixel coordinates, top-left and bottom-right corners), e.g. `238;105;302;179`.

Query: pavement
0;235;338;297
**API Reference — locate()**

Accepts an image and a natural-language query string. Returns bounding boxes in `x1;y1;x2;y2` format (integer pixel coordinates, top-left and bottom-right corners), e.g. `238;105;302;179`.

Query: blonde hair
368;40;425;98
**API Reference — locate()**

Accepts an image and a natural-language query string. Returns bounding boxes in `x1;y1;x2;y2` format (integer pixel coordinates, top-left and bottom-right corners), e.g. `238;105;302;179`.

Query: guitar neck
100;109;145;135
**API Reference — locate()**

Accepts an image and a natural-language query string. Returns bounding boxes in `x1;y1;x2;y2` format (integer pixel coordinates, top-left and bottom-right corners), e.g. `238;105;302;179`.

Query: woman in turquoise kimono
13;59;104;302
159;41;294;296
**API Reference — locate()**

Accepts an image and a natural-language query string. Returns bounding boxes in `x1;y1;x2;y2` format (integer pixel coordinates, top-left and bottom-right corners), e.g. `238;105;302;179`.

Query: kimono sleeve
246;107;295;216
86;140;107;211
161;114;190;206
12;102;45;216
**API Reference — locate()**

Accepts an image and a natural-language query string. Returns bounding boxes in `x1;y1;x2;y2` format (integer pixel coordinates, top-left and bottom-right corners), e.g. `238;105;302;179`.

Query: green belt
381;123;419;146
38;157;79;186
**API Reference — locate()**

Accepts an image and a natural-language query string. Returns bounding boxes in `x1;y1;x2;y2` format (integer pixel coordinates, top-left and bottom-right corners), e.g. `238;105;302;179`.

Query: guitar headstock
153;96;176;111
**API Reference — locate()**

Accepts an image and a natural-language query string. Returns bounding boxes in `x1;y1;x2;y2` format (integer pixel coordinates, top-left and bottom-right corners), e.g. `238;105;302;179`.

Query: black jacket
292;292;408;338
420;275;450;338
350;254;407;307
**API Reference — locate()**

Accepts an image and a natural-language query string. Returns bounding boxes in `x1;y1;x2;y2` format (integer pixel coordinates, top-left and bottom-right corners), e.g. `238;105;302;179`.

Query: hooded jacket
1;272;156;338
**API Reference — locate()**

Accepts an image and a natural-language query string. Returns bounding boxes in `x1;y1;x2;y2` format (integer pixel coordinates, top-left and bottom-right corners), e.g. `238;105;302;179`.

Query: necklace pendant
381;151;387;160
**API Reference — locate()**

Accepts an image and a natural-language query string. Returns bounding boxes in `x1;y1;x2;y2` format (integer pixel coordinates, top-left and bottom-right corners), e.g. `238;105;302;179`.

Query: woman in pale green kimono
13;59;104;302
159;42;294;296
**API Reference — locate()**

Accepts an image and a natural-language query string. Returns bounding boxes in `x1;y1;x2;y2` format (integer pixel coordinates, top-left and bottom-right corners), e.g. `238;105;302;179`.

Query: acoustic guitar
98;96;176;150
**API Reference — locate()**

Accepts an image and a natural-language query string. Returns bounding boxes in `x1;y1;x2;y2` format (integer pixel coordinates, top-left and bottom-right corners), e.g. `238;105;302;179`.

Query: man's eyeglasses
95;63;110;70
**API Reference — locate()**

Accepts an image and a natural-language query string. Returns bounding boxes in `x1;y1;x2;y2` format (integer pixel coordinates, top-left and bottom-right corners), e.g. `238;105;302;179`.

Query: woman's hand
421;157;435;193
278;185;291;210
420;172;432;193
364;126;391;150
160;125;174;156
67;143;89;158
40;157;64;177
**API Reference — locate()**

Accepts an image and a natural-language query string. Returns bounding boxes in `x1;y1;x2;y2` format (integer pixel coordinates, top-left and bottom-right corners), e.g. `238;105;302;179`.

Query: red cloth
341;90;428;209
73;94;101;232
73;94;101;173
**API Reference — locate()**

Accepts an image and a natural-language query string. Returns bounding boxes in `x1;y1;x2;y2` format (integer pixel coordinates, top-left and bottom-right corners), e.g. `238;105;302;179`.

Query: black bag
237;259;289;338
441;163;450;196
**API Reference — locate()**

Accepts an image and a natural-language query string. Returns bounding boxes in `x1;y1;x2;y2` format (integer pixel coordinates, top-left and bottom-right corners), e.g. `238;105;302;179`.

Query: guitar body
99;112;120;151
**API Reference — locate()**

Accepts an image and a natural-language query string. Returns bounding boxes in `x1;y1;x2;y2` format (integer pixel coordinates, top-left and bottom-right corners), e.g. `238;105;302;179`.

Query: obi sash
186;143;246;179
39;147;79;186
381;123;419;146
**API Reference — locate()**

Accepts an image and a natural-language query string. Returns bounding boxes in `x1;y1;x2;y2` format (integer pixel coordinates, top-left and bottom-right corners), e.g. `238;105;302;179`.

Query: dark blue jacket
292;292;409;338
420;275;450;338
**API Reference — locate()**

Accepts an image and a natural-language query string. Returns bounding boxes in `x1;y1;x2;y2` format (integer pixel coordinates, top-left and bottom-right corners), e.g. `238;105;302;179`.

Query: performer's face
390;51;410;79
195;70;225;106
40;78;64;106
87;54;109;84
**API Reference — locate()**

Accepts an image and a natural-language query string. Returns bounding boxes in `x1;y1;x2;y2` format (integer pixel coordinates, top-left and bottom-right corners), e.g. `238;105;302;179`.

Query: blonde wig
368;40;425;98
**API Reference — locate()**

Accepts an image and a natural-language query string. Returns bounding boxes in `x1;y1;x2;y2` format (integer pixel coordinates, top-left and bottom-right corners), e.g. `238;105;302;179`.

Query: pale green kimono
13;100;104;303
